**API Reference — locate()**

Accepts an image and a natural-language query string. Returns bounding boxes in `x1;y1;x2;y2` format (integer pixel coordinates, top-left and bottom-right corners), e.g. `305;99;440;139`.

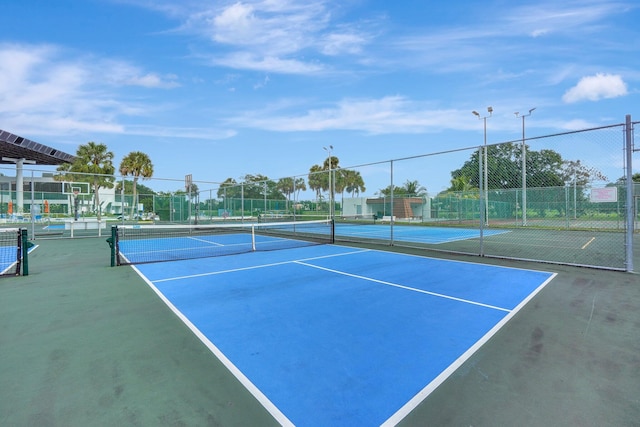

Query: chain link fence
0;117;636;270
338;120;636;271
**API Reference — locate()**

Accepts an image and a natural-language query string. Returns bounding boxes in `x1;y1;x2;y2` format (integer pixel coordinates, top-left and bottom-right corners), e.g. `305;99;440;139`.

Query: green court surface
1;237;639;426
333;222;632;270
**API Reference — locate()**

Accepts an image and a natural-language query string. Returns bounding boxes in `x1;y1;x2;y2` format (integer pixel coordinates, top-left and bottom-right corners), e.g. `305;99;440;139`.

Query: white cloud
213;2;260;45
102;61;181;88
562;73;628;103
505;2;625;38
123;125;236;140
129;73;179;88
210;1;327;55
253;75;270;89
530;28;550;37
387;2;633;75
228;96;461;134
320;32;367;56
0;43;192;138
213;52;325;74
0;44;91;116
559;118;596;130
177;0;373;74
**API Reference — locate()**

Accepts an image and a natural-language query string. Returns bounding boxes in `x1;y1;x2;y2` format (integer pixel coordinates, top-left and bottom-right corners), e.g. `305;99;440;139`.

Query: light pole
323;145;333;218
472;106;492;225
515;107;535;226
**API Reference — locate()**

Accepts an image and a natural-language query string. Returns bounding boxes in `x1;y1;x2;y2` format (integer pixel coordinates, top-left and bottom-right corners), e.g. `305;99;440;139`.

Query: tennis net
0;228;24;276
110;219;334;266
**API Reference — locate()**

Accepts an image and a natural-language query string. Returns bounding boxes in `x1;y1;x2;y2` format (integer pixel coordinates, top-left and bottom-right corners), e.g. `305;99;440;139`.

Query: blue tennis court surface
0;245;19;274
43;224;65;230
0;243;36;275
335;223;509;244
133;244;555;426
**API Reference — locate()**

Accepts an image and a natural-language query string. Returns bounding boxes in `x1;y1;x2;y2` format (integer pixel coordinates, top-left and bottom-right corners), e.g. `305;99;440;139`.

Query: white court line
581;237;596;250
153;248;371;283
294;261;512;313
1;244;39;275
382;272;557;426
136;244;557;426
187;235;225;246
131;264;295;427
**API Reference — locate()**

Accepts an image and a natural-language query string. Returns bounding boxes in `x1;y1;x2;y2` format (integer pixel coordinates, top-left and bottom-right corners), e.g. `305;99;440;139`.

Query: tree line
447;142;609;192
55;142;153;220
216;156;368;207
56;140;636;219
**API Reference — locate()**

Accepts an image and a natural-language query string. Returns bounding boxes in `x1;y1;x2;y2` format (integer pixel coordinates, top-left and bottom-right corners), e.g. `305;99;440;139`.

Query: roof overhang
0;129;75;166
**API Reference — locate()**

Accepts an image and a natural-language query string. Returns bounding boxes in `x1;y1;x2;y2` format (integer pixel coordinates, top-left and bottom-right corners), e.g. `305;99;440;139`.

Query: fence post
625;114;634;272
390;160;394;246
478;147;485;256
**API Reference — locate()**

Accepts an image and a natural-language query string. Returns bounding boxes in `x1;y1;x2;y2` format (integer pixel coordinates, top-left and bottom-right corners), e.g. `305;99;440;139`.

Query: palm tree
342;170;366;198
448;176;475;193
277;177;295;211
275;177;307;211
293;177;307;201
56;141;115;220
308;164;324;208
322;155;340;194
322;156;340;213
184;182;199;222
403;179;427;197
119;151;154;218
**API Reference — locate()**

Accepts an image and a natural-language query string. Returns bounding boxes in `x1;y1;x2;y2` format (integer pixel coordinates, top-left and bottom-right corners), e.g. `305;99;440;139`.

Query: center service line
294;261;511;313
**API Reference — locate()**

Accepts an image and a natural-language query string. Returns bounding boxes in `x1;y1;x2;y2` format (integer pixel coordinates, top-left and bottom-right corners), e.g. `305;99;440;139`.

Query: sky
1;0;638;197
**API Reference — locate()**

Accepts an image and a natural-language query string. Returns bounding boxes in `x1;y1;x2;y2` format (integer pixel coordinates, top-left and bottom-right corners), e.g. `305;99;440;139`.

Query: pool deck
1;237;639;426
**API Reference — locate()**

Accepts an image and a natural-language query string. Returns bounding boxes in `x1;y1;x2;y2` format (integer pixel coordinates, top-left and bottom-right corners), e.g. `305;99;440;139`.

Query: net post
20;228;29;276
15;228;22;276
108;226;118;267
251;224;256;251
330;218;335;244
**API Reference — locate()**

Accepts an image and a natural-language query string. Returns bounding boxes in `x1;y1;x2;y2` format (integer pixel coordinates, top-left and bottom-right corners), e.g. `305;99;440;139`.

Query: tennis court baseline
130;242;555;426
